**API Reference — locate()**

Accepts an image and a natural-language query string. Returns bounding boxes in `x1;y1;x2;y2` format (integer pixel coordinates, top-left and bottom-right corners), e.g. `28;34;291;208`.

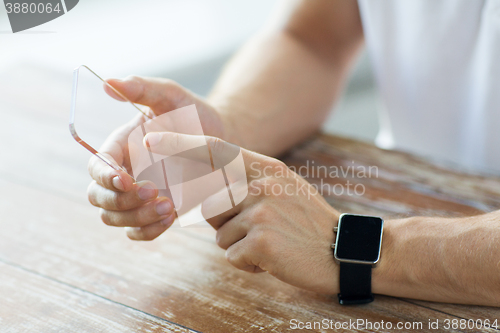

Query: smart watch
333;213;384;305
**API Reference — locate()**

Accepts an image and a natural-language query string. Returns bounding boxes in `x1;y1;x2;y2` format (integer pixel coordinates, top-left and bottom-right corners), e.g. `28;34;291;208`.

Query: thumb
104;76;187;111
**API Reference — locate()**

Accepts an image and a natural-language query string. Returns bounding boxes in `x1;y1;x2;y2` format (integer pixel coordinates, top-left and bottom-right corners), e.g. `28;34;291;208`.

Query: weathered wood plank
0;93;91;204
0;261;196;333
283;135;500;218
407;299;500;328
0;178;494;333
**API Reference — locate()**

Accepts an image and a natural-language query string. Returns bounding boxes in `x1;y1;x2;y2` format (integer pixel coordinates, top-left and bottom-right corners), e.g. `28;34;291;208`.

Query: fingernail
112;176;125;191
156;200;172;216
160;215;174;227
146;132;161;147
137;183;156;201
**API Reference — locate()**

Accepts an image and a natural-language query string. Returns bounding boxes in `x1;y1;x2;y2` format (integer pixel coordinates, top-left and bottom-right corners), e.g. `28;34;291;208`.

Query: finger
88;111;150;193
215;215;248;250
100;197;174;227
125;214;176;241
88;180;158;211
202;186;251;229
225;238;265;273
144;132;269;179
87;153;135;193
105;76;185;112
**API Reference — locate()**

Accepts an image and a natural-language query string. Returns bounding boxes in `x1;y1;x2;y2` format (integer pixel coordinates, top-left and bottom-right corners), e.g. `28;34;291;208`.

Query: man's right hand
87;76;232;240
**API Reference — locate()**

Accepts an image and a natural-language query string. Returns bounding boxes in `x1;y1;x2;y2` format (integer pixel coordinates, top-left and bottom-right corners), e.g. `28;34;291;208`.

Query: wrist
371;216;428;298
371;217;399;295
209;102;248;149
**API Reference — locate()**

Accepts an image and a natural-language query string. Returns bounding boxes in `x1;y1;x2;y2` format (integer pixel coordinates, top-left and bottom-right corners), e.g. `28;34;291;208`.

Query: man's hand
104;76;230;141
144;132;341;294
86;0;365;241
87;77;234;240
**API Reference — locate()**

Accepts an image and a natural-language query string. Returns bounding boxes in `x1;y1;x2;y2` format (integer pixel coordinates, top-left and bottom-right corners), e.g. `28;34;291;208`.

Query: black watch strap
338;262;374;305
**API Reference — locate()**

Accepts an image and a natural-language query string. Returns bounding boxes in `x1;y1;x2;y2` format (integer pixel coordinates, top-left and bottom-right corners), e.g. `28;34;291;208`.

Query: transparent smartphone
69;65;182;218
69;65;152;177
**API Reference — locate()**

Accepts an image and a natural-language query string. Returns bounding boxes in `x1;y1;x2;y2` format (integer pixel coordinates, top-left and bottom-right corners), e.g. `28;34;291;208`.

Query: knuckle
248;178;268;196
208;137;226;156
215;232;223;247
125;75;143;84
98;171;109;189
215;231;227;249
267;177;287;198
140;233;156;241
161;78;181;89
249;176;284;198
225;247;237;265
87;157;96;177
160;79;187;104
252;231;273;256
268;158;288;174
132;204;153;227
87;182;99;207
127;75;146;102
248;205;269;225
126;227;142;240
164;79;186;96
172;132;183;150
162;132;182;153
138;226;162;241
99;209;113;226
112;194;127;211
262;176;280;188
150;231;163;241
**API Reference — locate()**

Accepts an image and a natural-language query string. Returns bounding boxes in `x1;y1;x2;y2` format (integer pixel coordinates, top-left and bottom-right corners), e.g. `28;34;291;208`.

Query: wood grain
284;135;500;218
1;179;494;333
0;261;195;333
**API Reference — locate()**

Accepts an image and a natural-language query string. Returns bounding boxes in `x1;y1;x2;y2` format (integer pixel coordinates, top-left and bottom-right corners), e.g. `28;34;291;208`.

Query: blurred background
0;0;383;200
0;0;381;142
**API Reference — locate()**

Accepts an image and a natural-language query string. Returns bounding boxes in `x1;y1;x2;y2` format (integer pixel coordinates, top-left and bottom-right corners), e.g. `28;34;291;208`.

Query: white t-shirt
358;0;500;174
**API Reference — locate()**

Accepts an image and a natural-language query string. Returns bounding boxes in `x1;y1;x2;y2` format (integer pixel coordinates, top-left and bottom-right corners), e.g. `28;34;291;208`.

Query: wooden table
1;65;500;332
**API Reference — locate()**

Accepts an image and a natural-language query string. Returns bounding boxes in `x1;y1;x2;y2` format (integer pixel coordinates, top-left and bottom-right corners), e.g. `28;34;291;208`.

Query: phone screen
69;65;151;175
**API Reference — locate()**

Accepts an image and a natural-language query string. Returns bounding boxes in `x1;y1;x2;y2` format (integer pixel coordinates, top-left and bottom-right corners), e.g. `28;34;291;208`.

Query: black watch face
335;214;383;264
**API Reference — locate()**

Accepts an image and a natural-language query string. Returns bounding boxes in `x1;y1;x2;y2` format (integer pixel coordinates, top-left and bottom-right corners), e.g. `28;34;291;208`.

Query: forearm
374;211;500;306
208;32;351;156
207;0;364;156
